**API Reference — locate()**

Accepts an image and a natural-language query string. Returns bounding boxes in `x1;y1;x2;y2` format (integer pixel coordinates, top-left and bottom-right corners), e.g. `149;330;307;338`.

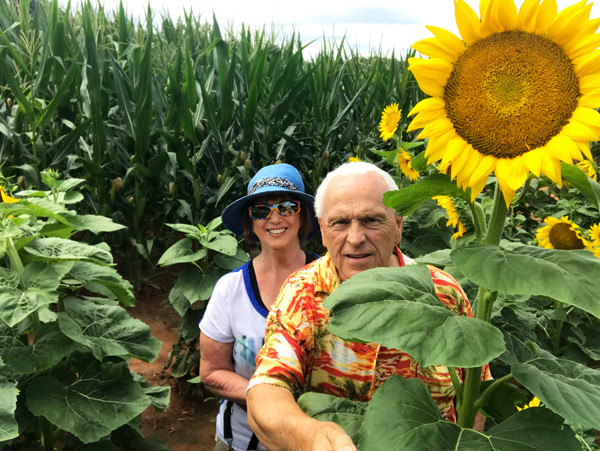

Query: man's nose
347;220;365;245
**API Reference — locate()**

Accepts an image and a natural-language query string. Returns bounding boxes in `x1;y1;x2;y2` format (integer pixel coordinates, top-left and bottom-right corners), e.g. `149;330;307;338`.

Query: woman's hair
241;193;312;243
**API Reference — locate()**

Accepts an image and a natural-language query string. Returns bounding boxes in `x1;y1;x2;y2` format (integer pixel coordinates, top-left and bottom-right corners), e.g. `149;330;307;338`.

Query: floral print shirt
248;248;491;422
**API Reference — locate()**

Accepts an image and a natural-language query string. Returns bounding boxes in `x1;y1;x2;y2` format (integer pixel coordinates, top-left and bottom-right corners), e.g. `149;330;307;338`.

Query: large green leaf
298;392;367;444
175;266;215;303
68;262;135;306
25;237;113;265
59;298;160;362
158;238;208;266
451;245;600;318
214;247;250;270
66;214;127;234
492;310;536;365
478;379;528;424
0;370;19;442
383;174;471;217
132;373;170;412
512;357;600;430
202;233;238;256
0;262;73;327
360;376;579;451
26;353;151;443
0;322;75;375
323;265;505;368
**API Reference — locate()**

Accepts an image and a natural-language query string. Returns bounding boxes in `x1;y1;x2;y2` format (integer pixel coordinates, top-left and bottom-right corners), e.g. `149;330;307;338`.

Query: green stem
553;300;565;354
5;237;24;275
448;367;463;409
474;373;513;409
39;416;54;451
457;183;510;429
470;201;488;245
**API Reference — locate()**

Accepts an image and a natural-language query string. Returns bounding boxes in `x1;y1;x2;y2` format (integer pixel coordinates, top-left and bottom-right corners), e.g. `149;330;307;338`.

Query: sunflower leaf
451;245;600;318
383;174;470;217
359;375;580;451
560;162;600;209
323;265;505;368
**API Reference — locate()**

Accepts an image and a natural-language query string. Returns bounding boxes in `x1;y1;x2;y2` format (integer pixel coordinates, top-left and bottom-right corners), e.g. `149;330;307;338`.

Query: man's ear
318;218;328;248
395;215;403;244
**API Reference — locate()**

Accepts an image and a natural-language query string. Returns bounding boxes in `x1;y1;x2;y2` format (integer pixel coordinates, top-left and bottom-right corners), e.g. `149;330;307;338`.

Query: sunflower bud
275;159;282;164
111;177;123;192
237;151;245;164
308;170;314;178
81;118;85;124
217;174;222;184
6;98;12;109
320;151;329;165
128;196;135;204
169;182;178;195
17;176;25;190
244;159;252;171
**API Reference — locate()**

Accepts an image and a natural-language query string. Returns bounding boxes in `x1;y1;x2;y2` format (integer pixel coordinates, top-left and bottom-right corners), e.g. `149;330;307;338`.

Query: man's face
319;172;403;282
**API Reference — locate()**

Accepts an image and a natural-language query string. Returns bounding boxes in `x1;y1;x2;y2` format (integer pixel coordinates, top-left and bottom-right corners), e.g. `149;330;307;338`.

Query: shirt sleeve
199;275;234;343
248;276;313;398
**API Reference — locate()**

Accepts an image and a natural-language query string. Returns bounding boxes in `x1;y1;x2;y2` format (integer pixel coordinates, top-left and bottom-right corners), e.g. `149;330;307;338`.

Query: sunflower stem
553;300;565;354
458;183;509;429
474;373;514;409
448;367;463;409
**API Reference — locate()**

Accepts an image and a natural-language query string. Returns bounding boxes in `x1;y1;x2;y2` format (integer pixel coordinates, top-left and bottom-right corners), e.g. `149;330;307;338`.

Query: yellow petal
425;129;457;162
470;154;497;184
407;108;446;132
546;0;589;43
522;149;543;177
573;107;600;131
540;153;563;185
546;135;574;164
408;97;446;117
0;187;19;203
495;0;518;32
413;37;460;62
470;174;489;201
561;121;600;142
534;0;557;35
418;117;455;140
575;140;594;160
455;0;483;45
574;49;600;77
552;134;584;160
580;17;600;35
426;25;465;56
441;137;467;167
563;31;600;60
579;73;600;95
507;157;530;191
450;146;471;180
517;0;540;31
578;88;600;109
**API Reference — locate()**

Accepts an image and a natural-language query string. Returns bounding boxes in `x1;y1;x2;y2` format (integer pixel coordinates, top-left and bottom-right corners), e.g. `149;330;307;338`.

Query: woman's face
250;195;301;250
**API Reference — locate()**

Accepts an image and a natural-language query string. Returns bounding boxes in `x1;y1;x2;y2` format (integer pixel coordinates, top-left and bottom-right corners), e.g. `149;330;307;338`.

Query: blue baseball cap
221;163;320;240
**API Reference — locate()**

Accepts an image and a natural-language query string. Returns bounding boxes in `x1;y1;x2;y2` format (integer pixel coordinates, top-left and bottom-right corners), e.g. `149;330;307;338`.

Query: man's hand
248;384;357;451
304;421;356;451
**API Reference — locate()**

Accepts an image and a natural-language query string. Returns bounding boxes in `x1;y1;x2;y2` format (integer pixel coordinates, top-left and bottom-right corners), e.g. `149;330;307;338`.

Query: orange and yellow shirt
248;248;491;422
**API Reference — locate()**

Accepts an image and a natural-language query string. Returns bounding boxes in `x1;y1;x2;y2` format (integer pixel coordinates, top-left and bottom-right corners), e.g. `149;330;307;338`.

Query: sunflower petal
522;149;543;177
470;154;498;184
562;121;600;142
574;49;600;77
580;17;600;35
564;31;600;59
425;129;457;162
407;108;446;132
408;97;446;117
534;0;558;34
441;137;467;167
455;0;483;45
418;117;455;140
495;0;518;31
546;0;589;43
540;153;563;185
413;37;460;62
470;175;489;201
426;26;465;55
507;157;530;191
579;73;600;95
546;135;574;165
573;107;600;131
517;0;540;31
575;140;594;160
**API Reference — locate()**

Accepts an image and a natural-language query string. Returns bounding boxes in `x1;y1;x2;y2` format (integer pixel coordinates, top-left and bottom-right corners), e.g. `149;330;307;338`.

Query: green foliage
0;173;168;448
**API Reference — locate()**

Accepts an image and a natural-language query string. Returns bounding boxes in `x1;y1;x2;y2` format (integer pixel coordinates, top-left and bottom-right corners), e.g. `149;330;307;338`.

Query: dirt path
127;287;220;451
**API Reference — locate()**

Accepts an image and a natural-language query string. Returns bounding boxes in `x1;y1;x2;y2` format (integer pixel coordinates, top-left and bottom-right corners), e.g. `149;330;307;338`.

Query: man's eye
332;220;349;226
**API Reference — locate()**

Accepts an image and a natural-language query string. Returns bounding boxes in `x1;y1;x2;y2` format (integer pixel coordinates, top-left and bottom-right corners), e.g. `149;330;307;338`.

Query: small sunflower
408;0;600;206
590;223;600;245
433;195;467;239
397;151;420;181
576;159;597;180
0;187;19;204
379;103;401;141
349;156;361;163
516;397;541;411
536;216;592;250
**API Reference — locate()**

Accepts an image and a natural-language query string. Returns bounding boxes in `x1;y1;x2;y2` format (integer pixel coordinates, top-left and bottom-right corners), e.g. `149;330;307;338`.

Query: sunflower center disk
444;31;580;159
548;223;585;250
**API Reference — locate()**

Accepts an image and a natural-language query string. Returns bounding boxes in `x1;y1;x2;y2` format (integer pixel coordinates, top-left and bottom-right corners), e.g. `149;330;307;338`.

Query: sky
101;0;600;57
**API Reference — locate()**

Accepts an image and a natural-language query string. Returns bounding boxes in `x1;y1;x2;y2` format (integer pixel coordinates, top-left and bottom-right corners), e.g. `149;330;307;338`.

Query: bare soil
127;285;220;451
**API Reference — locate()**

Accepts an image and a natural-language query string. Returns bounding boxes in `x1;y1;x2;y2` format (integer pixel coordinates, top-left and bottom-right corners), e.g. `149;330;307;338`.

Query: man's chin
339;256;377;280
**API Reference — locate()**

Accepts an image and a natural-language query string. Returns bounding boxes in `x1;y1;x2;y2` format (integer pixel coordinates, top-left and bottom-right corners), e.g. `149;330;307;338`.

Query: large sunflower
408;0;600;205
536;216;592;250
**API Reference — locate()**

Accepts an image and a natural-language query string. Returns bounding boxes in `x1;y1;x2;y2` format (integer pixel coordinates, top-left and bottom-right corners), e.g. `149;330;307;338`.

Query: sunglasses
249;200;301;220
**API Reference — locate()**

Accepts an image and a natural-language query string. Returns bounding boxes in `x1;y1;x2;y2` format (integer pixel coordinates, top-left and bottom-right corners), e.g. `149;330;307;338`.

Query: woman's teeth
268;228;286;235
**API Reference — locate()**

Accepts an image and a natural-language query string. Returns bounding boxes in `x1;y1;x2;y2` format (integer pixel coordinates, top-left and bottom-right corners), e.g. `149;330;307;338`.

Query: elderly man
247;162;488;451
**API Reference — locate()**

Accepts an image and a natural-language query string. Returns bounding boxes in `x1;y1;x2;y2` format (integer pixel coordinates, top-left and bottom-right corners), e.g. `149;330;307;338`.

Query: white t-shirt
199;260;271;451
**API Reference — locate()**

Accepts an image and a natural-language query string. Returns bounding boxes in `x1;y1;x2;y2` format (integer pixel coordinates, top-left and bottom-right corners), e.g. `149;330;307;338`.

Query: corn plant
0;171;170;450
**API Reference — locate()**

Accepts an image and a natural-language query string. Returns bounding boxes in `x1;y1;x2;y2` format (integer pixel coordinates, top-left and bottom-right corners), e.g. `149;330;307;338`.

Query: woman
199;164;320;451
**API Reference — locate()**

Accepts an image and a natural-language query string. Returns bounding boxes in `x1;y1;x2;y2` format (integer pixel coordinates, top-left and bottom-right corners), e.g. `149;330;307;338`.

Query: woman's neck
254;241;304;269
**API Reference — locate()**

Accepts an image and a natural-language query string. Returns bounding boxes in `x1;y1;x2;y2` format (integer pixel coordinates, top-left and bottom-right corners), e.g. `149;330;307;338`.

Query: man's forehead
324;173;389;203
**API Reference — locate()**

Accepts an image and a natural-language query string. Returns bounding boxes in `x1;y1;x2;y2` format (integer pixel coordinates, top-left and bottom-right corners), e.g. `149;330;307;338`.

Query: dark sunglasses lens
250;205;272;219
277;201;300;216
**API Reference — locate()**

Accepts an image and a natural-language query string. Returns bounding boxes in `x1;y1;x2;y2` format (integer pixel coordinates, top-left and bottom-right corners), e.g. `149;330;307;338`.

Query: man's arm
247;384;356;451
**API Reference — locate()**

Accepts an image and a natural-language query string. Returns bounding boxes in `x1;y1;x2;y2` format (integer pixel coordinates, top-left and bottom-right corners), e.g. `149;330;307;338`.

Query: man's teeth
268;228;286;234
348;254;369;258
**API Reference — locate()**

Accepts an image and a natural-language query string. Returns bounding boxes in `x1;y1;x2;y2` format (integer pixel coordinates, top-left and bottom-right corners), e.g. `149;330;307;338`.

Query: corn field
0;0;425;265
